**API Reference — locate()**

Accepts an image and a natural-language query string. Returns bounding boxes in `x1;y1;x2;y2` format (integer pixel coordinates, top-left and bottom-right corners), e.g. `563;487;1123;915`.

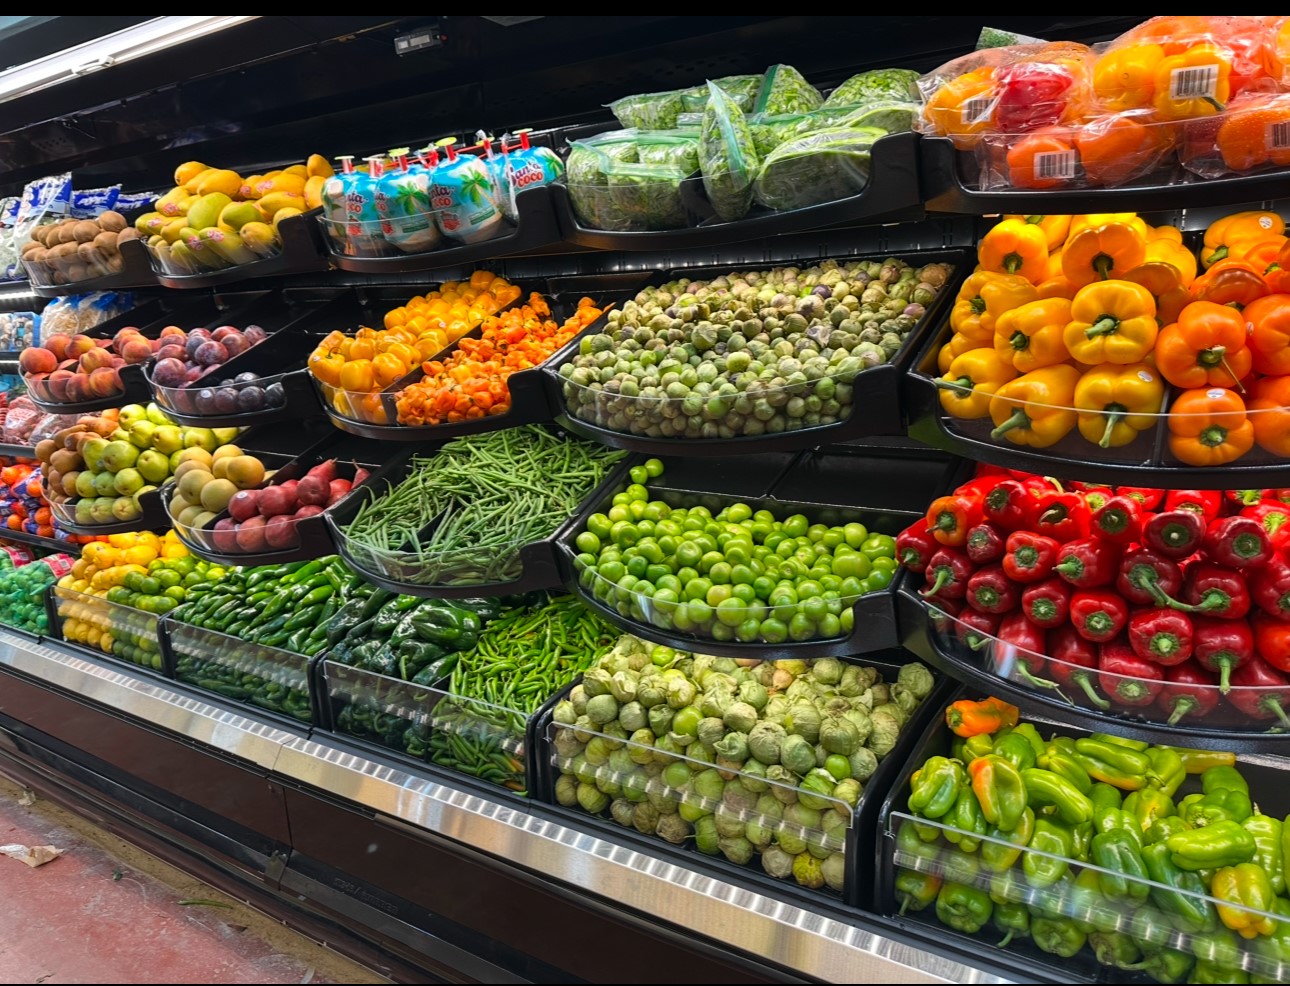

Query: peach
87;366;121;398
63;375;88;403
79;347;114;373
65;335;96;359
45;336;68;362
112;327;143;351
47;369;75;401
120;339;153;364
159;325;186;341
19;347;56;375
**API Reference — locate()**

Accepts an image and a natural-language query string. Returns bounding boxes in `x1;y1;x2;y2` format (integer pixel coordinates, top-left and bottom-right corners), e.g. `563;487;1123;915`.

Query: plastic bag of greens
753;128;879;211
681;74;763;112
754;64;823;117
604;161;692;230
635;133;700;171
700;80;761;222
607;89;688;130
824;68;919;107
832;101;918;134
749;113;810;159
566;135;640;230
566;130;699;230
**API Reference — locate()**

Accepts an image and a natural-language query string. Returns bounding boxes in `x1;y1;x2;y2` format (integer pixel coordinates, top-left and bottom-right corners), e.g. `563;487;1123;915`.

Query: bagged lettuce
608;89;687;130
681;74;763;112
566;130;699;230
824;68;919;107
753;129;879;211
750;102;914;158
755;64;823;117
700;80;761;222
605;162;691;230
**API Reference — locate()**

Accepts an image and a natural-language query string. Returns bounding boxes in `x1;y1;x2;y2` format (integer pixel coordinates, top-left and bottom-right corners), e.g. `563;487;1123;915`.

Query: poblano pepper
935;881;993;934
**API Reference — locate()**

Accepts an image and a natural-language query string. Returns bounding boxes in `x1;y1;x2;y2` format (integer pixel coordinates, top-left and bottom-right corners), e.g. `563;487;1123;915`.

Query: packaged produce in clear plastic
678;74;761;113
1181;89;1290;178
565;130;699;232
699;80;761;222
754;64;823;117
608;88;689;130
825;68;920;107
752;128;881;210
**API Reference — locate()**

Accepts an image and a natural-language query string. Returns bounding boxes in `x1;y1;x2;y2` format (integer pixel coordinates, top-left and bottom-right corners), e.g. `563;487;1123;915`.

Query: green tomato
706;584;733;608
643;501;670;521
575;531;602;554
871;556;898;574
735;618;762;643
644;458;664;478
843;522;869;549
759;617;789;644
861;534;897;560
800;596;828;622
807;523;829;543
715;596;748;627
626;555;649;579
710;621;735;642
725;502;753;524
685;577;713;602
824;754;851;781
782;514;810;538
625;483;650;502
832;552;871;580
687;599;713;625
708;561;732;585
630;465;650;485
788;612;816;642
818;612;842;638
675;541;703;568
698;551;724;574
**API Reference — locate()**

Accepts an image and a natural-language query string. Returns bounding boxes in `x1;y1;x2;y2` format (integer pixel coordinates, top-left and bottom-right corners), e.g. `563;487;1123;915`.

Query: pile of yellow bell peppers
936;210;1290;466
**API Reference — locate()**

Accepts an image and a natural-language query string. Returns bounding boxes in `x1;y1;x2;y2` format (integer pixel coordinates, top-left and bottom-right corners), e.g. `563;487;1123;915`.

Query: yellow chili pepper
938;331;984;373
1093;43;1164;112
1152;43;1231;120
978;218;1049;286
988;365;1081;447
978;274;1040;338
922;67;998;149
1202;210;1285;267
993;297;1072;373
1062;222;1148;287
1072;362;1166;448
950;271;1002;342
1004;214;1072;252
937;348;1017;419
1142;238;1198;287
1063;280;1158;365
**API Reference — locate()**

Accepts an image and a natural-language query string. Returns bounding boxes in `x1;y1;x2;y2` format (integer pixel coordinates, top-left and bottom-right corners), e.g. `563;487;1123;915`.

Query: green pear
136;450;170;484
129;420;156;449
81;437;109;472
183;427;218;453
75;471;98;499
93;471;117;497
212;427;241;446
146;402;171;427
151;425;183;455
113;468;144;496
100;440;140;473
118;404;148;429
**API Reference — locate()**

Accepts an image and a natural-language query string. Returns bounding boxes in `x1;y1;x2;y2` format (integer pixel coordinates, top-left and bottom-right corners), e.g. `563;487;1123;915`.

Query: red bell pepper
1052;537;1119;589
925;493;984;548
1127;607;1194;666
896;520;939;573
1082;488;1113;512
1251;553;1290;621
1252;611;1290;673
1242;501;1290;552
996;610;1059;693
956;609;1001;652
1097;639;1164;708
1157;661;1221;726
920;547;974;602
965;564;1020;615
1226;489;1269;509
1142;510;1206;559
1116;547;1186;607
1002;531;1061;584
954;474;1007;499
1162;489;1223;524
1070;589;1129;643
1021;577;1071;629
964;522;1006;565
926;597;961;636
995;60;1077;133
982;480;1038;531
1116;487;1165;511
1202;515;1274;570
1032;489;1090;543
1193;616;1254;693
1227;656;1290;730
1089;495;1142;545
1180;563;1251;619
1047;624;1111;710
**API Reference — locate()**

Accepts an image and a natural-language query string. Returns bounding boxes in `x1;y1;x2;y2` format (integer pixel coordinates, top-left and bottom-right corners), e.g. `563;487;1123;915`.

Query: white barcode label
1170;64;1218;100
1270;121;1290;149
962;96;994;126
1034;150;1076;181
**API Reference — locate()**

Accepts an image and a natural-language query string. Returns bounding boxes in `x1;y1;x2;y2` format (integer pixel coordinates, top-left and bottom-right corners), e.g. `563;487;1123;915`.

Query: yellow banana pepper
977;218;1049;286
937;348;1017;419
1093;43;1164;112
1063;279;1158;364
1202;210;1285;267
1072;362;1166;448
1004;214;1072;252
978;274;1040;338
993;297;1072;373
1152;43;1231;120
988;365;1081;447
1062;221;1148;287
950;271;1002;342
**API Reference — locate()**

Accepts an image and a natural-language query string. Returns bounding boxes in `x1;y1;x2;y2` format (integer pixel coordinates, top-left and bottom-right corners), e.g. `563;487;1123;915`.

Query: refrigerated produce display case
5;13;1290;985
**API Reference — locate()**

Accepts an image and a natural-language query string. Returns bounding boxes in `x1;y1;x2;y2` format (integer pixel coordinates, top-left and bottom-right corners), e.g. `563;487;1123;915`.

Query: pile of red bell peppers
898;465;1290;728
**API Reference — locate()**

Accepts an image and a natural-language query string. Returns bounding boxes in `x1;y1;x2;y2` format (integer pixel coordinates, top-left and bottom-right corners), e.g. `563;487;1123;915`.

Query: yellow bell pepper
1093;43;1164;112
922;67;998;148
1072;362;1166;448
1202;210;1285;267
1004;214;1071;252
1068;213;1151;242
1152;42;1231;120
1063;279;1158;364
993;297;1072;373
1142;238;1198;287
1045;249;1065;280
339;358;376;394
1122;262;1192;325
1062;222;1148;287
988;365;1081;447
938;331;984;373
978;274;1040;338
978;218;1049;286
1036;276;1077;300
1150;224;1183;244
937;348;1017;419
950;271;1001;342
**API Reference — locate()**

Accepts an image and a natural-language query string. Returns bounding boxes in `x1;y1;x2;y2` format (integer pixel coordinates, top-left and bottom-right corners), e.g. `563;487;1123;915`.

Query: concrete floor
0;775;388;985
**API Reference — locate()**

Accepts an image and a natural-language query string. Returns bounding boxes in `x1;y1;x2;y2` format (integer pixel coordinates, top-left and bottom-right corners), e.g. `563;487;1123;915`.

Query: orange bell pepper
1068;213;1151;242
1062;222;1147;287
1093;43;1164;112
1074;113;1170;187
1142;238;1198;287
1203;211;1284;267
1122;262;1192;326
1005;128;1076;190
1004;215;1071;252
1152;43;1232;120
1232;235;1289;274
1190;260;1268;309
993;297;1072;373
978;218;1049;285
923;67;998;149
1168;387;1254;466
1154;301;1252;390
1245;293;1290;376
1248;376;1290;456
1217;94;1290;172
307;350;345;388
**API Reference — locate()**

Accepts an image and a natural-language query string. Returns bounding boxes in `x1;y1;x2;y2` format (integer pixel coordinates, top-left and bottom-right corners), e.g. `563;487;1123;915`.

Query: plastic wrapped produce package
755;64;824;117
753;129;883;210
566;130;700;232
825;68;920;107
699;82;761;223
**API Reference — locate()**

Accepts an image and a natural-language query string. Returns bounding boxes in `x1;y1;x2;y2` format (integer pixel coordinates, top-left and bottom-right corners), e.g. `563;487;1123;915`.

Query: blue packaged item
429;139;504;245
377;148;442;253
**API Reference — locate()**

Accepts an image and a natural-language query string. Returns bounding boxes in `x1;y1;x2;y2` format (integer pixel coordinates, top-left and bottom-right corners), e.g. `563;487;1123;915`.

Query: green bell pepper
988;868;1025;905
1167;819;1258;871
1022;767;1094;825
935;881;993;934
896;820;943;870
1190;924;1247;969
941;846;980;887
944;785;987;853
1189;962;1249;984
1125;787;1177;835
1090;732;1149;750
1070;866;1120;934
1147;814;1189;846
1030;915;1086;958
1072;737;1152;791
1244;813;1285;896
1132;947;1195;983
1148;746;1187;797
1203;764;1251;797
1091;829;1150;901
993;732;1038;771
1128;905;1180;951
1071;820;1093;861
1089;930;1142;970
909;756;964;819
1024;817;1073;888
993;902;1030;948
981;807;1036;872
960;733;995;764
895;868;942;915
1212;863;1276;939
971;756;1027;831
1181;789;1254;827
1009;723;1047;760
1038;736;1094;794
1250;896;1290;982
1143;840;1220;933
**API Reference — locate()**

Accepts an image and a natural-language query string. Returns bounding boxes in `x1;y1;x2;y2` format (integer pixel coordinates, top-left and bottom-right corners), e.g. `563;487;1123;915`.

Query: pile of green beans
344;426;626;585
429;593;618;793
